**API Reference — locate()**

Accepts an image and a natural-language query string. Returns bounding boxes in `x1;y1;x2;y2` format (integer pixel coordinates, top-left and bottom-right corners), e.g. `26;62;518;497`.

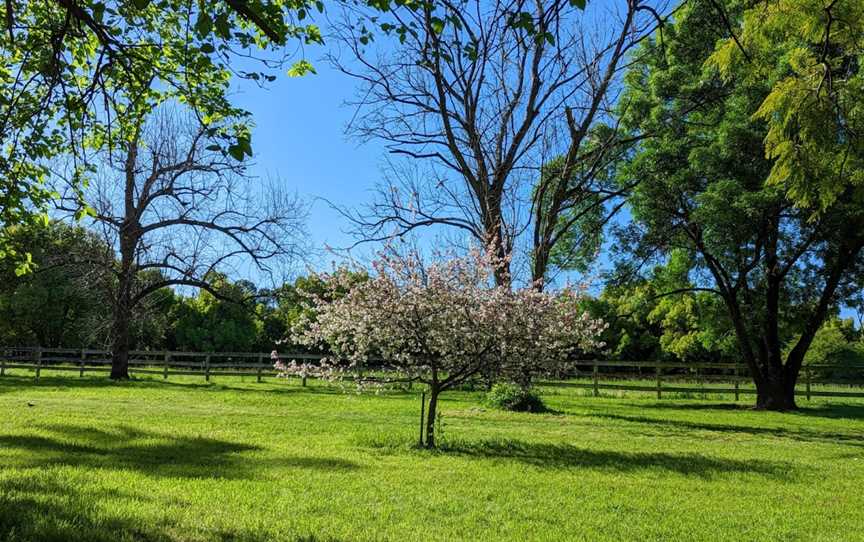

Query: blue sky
231;55;387;261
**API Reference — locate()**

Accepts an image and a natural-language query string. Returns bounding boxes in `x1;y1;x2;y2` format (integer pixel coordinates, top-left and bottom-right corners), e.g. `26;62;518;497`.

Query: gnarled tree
60;107;307;379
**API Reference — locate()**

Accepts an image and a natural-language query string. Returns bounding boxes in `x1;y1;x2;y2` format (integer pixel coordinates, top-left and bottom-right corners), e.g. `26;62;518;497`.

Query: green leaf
287;60;316;77
215;14;231;39
195;12;212;38
227;144;245;161
570;0;587;9
132;0;151;9
14;253;33;277
430;17;445;35
93;2;106;22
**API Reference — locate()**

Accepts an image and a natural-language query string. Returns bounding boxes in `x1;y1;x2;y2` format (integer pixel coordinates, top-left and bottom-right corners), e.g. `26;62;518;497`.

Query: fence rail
2;347;864;400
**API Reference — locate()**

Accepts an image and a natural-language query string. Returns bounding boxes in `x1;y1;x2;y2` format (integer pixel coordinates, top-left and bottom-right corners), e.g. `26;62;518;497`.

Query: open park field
1;372;863;542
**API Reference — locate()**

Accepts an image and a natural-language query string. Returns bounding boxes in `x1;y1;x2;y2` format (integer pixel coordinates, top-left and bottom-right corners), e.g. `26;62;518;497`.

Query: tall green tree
616;0;864;409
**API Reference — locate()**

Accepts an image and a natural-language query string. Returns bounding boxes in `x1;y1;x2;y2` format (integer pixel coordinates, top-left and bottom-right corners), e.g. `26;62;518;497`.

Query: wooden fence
2;347;864;400
0;346;309;383
566;360;864;400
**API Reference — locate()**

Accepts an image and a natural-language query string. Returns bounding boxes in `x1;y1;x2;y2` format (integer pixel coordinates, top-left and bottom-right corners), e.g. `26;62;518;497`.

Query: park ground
1;371;863;542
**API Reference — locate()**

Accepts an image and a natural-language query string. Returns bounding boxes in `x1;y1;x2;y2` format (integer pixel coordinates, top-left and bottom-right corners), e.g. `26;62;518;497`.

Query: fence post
257;353;264;383
163;352;170;379
806;366;812;401
418;391;426;448
734;364;740;401
204;355;211;382
656;365;662;399
592;362;599;397
35;347;42;382
302;373;307;387
79;349;85;377
1;348;6;377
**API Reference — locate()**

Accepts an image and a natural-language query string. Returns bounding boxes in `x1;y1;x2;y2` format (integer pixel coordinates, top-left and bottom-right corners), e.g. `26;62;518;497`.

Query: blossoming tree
277;247;606;448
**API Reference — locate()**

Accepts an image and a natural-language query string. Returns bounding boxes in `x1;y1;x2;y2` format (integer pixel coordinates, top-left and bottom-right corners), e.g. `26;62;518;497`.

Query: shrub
485;383;547;413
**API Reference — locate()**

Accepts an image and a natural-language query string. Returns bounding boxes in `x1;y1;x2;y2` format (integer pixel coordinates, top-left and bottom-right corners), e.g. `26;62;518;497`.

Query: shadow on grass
0;474;173;542
0;423;360;478
590;412;864;448
634;401;864;419
0;473;333;542
433;438;792;479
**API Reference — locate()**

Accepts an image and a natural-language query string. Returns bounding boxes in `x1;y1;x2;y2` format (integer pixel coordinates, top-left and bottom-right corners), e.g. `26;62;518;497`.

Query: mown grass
1;370;863;541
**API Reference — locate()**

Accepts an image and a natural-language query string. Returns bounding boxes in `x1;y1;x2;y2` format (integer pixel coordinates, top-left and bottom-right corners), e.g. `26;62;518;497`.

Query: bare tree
60;108;307;379
333;0;667;287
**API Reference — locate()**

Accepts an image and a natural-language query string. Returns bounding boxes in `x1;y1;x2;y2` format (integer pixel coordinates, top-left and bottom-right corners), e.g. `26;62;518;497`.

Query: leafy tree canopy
710;0;864;213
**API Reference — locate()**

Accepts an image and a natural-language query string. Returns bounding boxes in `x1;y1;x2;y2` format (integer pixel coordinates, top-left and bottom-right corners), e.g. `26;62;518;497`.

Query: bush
485;383;547;412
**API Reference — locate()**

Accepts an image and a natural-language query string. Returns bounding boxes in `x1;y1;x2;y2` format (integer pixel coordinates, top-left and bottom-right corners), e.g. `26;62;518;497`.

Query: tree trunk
111;231;136;381
110;291;132;380
754;366;797;411
424;386;440;449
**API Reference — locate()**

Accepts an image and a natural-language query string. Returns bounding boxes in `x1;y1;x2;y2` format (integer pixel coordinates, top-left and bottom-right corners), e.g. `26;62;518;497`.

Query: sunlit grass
1;371;863;541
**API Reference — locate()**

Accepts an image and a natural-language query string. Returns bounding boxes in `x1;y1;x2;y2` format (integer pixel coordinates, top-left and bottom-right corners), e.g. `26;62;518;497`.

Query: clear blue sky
231;54;387;263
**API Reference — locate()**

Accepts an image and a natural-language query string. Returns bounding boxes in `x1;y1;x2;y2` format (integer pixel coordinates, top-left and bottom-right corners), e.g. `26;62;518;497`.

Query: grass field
1;372;863;541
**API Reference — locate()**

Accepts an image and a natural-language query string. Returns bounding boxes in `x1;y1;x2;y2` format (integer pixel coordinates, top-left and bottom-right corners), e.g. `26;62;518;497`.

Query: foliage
793;317;864;379
484;382;547;413
535;155;607;275
0;0;326;266
168;275;263;353
710;0;864;213
0;222;111;347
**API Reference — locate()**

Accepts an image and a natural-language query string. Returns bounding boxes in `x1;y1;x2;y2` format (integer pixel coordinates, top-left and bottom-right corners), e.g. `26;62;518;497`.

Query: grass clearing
1;372;863;541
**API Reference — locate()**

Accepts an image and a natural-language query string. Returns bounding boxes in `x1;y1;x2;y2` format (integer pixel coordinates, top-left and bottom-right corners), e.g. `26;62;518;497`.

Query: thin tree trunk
425;385;440;449
110;274;133;379
110;300;131;380
111;230;136;380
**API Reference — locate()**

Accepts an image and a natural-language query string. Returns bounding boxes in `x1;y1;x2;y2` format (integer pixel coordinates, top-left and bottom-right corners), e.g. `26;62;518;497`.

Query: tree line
3;218;861;377
0;220;331;353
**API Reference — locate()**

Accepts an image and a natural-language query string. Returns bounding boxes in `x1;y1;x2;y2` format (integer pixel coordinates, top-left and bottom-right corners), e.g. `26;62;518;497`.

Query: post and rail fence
2;346;864;400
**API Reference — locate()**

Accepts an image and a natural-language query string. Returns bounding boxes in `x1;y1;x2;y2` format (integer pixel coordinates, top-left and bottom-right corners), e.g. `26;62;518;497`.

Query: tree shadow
0;473;348;542
435;438;793;480
0;423;360;478
590;412;864;448
635;401;864;419
0;474;177;542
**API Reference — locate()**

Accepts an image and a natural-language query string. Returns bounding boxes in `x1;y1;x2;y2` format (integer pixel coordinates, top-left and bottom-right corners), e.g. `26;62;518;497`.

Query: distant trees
0;222;112;347
282;247;605;447
0;224;322;353
584;251;737;364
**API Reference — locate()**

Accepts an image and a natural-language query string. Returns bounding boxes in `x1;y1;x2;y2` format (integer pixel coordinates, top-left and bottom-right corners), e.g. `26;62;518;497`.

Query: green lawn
1;372;863;542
